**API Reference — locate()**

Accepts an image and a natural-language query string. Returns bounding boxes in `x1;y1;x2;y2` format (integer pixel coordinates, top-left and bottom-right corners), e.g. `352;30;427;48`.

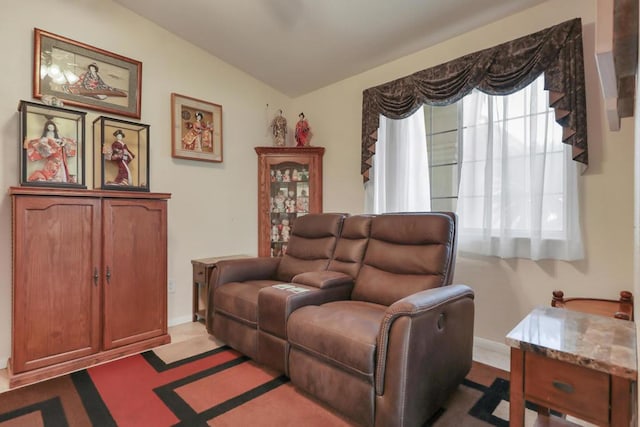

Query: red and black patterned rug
0;341;515;426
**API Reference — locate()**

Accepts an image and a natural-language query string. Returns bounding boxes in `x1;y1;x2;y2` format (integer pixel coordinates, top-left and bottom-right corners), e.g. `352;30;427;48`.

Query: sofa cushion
276;213;346;281
352;213;456;306
287;300;386;380
215;280;281;324
328;215;373;279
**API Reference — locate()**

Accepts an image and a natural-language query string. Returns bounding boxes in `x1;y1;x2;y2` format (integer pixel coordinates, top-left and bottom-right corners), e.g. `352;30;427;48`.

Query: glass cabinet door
256;147;324;257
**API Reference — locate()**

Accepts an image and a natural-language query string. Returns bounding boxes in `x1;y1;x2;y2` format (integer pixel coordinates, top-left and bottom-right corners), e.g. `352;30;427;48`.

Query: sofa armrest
291;271;354;289
211;257;281;289
374;284;475;417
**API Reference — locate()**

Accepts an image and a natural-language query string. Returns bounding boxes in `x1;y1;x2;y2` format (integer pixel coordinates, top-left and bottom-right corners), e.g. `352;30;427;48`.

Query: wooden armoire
9;187;170;387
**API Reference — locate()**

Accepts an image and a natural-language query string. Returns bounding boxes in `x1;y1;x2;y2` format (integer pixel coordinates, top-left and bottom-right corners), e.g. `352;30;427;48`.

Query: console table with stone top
506;306;637;427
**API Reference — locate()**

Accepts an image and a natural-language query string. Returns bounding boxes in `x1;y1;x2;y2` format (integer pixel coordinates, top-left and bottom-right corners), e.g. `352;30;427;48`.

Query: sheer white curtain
364;107;431;213
457;75;584;260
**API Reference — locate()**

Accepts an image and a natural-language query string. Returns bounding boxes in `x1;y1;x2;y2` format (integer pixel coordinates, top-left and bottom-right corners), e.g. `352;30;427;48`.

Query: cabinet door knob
106;266;111;284
93;268;99;286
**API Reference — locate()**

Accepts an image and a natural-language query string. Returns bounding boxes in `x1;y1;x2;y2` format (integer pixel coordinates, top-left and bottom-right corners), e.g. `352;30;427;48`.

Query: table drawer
193;264;207;284
524;352;610;424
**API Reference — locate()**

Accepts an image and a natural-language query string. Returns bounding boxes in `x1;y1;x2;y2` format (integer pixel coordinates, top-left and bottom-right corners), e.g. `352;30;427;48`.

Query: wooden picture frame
33;28;142;119
18;100;87;189
171;93;223;162
93;116;150;192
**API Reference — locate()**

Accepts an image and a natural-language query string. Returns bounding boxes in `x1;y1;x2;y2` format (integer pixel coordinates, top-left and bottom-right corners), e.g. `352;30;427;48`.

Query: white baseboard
472;336;510;372
168;315;193;327
0;356;7;370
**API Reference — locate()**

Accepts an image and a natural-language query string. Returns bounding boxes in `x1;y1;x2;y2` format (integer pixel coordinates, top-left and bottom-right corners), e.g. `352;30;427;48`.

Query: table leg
509;348;525;427
611;375;631;427
192;281;199;322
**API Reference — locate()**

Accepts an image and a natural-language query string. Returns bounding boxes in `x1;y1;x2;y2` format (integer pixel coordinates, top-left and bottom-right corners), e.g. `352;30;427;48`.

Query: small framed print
171;93;223;162
19;100;86;189
93;116;149;191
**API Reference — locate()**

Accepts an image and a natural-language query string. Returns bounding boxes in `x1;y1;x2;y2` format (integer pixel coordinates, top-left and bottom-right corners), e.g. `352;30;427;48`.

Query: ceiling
114;0;548;97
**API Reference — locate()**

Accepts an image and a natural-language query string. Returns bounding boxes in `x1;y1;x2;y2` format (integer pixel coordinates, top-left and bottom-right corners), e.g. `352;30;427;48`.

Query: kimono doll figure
294;112;312;147
282;169;291;182
25;119;77;183
281;219;291;242
274;190;286;212
271;110;287;147
105;129;135;185
182;111;213;151
64;63;126;100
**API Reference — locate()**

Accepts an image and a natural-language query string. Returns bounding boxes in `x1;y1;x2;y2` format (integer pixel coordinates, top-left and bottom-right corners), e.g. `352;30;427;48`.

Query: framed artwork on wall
171;93;223;162
19;100;86;189
33;28;142;119
93;116;150;192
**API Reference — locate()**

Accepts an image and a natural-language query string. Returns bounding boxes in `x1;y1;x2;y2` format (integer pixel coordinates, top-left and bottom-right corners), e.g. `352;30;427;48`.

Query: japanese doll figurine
25;119;77;183
294;112;312;147
281;219;291;242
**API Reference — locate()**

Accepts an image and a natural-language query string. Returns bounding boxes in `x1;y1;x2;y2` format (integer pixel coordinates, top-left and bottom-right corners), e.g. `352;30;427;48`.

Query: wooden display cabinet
9;187;170;387
255;147;324;257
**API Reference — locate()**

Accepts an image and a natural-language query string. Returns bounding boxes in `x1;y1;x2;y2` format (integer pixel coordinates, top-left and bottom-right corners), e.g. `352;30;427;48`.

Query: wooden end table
506;306;637;427
191;255;250;322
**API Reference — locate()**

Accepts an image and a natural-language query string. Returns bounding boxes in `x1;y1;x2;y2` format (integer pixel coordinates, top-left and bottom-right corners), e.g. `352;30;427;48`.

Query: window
423;103;461;212
422;75;583;260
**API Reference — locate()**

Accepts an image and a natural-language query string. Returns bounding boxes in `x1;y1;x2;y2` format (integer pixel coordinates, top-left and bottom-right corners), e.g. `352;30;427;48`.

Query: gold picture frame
33;28;142;119
171;93;223;162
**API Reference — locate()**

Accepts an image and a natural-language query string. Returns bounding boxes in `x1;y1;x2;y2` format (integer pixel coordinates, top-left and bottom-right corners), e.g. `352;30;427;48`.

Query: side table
506;306;637;427
191;255;250;322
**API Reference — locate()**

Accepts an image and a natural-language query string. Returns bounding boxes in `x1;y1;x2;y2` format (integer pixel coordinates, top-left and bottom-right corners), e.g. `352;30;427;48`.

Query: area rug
0;335;516;427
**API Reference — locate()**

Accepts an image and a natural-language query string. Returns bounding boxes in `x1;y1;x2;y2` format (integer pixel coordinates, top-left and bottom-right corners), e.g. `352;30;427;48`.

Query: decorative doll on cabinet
274;190;286;212
104;129;135;185
294;112;312;147
271;220;280;242
281;219;290;242
270;109;287;147
25;118;78;183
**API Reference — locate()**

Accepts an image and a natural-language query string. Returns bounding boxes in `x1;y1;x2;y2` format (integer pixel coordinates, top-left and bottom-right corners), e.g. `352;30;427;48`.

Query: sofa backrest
276;213;347;282
351;212;458;306
327;214;374;278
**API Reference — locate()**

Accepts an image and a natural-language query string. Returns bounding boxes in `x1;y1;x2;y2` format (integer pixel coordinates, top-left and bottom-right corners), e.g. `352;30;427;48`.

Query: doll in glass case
25;119;78;183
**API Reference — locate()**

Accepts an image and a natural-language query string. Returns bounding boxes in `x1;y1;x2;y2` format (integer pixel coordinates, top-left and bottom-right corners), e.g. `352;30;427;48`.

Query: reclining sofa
206;212;474;427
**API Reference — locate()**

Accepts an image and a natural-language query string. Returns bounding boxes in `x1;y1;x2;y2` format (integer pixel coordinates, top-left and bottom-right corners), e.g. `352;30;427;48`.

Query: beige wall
292;0;635;344
0;0;291;367
0;0;634;368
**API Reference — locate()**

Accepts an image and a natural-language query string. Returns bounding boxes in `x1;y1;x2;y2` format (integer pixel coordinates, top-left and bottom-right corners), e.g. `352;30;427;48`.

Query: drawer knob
552;380;574;394
197;271;203;276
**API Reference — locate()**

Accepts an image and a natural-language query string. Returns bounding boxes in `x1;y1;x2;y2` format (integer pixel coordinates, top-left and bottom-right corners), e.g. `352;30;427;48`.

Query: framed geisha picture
33;28;142;119
171;93;223;162
19;100;86;189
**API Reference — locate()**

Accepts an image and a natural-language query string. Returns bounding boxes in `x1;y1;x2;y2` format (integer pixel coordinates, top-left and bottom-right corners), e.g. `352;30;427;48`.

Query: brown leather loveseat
206;212;474;427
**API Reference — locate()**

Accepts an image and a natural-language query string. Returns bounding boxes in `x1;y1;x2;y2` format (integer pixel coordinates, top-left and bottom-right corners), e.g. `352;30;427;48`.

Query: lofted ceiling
114;0;548;97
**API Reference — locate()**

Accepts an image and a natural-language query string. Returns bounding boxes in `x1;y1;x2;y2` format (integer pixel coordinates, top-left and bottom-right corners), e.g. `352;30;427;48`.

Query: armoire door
12;196;101;373
102;198;168;349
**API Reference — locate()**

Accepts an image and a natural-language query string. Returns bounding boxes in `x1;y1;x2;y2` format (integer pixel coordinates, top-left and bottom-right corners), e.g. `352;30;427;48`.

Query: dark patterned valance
361;18;587;182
